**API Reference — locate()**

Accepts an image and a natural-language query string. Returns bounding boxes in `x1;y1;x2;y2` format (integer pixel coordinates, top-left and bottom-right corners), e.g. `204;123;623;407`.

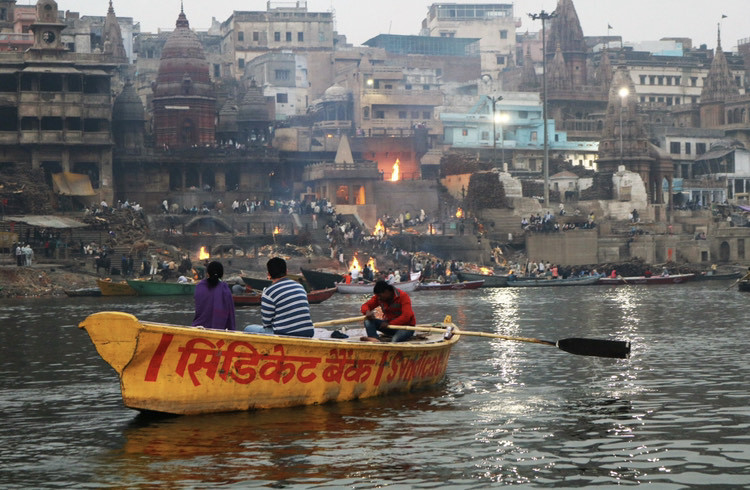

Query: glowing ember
456;207;463;219
198;246;210;260
273;226;281;235
373;219;385;236
349;256;361;272
479;267;493;275
390;159;401;182
446;268;452;276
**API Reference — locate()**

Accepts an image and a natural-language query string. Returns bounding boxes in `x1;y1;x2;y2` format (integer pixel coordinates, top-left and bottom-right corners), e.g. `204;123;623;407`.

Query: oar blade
556;338;631;359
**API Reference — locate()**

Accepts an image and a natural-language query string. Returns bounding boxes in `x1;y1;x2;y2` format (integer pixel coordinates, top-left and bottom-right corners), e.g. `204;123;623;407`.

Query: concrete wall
525;230;599;265
372;180;439;221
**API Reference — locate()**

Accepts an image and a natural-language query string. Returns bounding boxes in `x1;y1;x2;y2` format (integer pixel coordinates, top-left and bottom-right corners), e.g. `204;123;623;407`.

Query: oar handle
391;325;556;346
313;316;365;327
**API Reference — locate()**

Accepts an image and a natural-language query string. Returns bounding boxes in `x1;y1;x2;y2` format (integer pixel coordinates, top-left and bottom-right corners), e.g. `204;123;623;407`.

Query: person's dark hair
372;280;394;295
206;261;224;287
267;257;287;279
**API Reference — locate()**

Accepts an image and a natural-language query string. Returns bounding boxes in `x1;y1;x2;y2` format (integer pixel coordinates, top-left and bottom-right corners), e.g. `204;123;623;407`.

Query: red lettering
144;333;174;382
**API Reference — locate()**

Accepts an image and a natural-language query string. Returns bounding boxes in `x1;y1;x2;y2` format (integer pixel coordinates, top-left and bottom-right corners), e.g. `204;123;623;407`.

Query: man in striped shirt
243;257;314;337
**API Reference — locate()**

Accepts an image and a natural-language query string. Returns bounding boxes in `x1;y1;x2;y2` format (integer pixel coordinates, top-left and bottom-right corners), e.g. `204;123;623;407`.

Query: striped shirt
261;278;314;337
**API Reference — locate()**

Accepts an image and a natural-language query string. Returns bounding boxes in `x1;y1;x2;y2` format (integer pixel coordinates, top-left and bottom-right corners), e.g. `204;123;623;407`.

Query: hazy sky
54;0;746;51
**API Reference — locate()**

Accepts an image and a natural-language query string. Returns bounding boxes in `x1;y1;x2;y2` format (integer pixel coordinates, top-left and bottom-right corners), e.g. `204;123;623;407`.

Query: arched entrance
719;241;731;262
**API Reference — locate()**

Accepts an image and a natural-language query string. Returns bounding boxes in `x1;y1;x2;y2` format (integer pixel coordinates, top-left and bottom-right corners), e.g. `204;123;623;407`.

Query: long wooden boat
692;271;742;281
78;311;459;415
416;280;484;291
456;271;508;287
300;267;344;290
64;287;102;297
597;273;695;285
507;275;601;287
738;280;750;292
126;279;197;296
97;278;137;296
233;287;337;307
336;278;420;294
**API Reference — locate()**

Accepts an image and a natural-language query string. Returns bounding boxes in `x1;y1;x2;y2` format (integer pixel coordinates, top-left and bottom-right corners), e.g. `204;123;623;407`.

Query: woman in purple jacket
192;261;236;330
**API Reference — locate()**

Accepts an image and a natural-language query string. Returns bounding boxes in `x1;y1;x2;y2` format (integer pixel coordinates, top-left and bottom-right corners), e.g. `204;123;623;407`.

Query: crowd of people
521;211;597;233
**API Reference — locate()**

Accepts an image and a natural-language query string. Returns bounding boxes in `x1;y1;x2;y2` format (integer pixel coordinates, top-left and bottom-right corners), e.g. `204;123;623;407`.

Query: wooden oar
725;274;748;291
389;325;631;359
313;316;365;327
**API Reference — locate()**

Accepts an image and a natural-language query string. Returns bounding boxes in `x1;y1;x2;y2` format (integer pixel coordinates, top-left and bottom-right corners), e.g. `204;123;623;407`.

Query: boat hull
97;279;137;296
233;287;337;306
65;288;102;297
241;273;307;292
507;276;601;287
416;280;484;291
456;272;508;287
300;268;344;290
79;311;458;415
692;272;742;281
597;273;695;285
336;278;420;294
126;280;197;296
738;280;750;292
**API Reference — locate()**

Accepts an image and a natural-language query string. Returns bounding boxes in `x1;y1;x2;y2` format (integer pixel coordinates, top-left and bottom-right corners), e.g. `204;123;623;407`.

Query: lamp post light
529;10;557;205
488;95;503;165
618;87;629;168
495;112;510;168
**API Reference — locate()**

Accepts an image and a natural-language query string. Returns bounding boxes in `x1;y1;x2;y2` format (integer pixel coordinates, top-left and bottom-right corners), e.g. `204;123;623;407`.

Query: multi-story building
0;0;119;203
440;92;599;173
420;3;517;81
244;51;310;119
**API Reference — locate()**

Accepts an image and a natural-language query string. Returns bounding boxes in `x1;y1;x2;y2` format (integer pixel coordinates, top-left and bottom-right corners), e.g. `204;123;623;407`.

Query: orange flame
456;207;463;218
390;159;401;182
273;226;281;235
367;257;377;273
479;267;493;275
349;256;361;272
198;246;210;260
373;219;385;236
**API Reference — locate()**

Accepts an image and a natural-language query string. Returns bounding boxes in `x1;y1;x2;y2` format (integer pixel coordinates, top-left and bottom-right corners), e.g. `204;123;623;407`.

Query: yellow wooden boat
96;278;137;296
78;312;460;415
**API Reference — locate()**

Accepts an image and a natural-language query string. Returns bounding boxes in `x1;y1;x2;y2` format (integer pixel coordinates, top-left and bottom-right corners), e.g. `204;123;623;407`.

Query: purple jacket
192;280;236;330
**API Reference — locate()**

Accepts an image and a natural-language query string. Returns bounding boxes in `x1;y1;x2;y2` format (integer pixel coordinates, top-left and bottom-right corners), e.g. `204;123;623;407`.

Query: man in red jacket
360;280;416;342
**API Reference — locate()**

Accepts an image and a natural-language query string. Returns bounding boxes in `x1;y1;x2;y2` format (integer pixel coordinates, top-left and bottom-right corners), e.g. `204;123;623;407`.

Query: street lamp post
529;10;557;206
496;112;510;168
618;87;629;168
488;95;503;165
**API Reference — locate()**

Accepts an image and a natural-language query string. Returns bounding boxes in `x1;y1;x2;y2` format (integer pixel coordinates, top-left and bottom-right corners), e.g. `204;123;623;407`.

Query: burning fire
198;246;210;260
367;257;377;273
349;256;361;272
273;226;281;235
390;159;401;182
373;219;385;236
456;207;463;219
479;267;493;275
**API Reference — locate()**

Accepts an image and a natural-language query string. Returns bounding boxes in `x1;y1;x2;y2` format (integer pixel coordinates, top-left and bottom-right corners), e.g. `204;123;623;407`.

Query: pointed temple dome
701;28;739;104
546;0;585;55
113;80;145;121
238;80;270;123
103;0;127;61
153;9;213;99
152;8;216;148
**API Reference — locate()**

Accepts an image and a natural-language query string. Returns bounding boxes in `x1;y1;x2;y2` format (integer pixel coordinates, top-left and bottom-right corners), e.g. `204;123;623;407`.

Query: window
658;76;664;85
238;58;245;69
214;64;220;78
496;55;506;65
274;69;290;80
274;32;281;42
518;111;528;119
374;110;385;119
462;129;468;136
481;131;489;140
670;142;680;154
499;30;508;39
423;84;429;90
696;142;706;155
237;31;244;42
639;75;646;85
398;111;407;119
666;76;672;86
411;111;419;118
422;111;431;119
685;142;691;155
690;77;698;87
297;32;304;42
405;84;412;90
276;93;288;103
675;76;681;85
649;75;656;85
253;31;259;41
286;32;292;42
530;131;538;141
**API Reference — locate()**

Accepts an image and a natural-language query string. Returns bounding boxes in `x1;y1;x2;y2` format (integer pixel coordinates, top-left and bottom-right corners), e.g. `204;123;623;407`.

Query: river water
1;282;749;488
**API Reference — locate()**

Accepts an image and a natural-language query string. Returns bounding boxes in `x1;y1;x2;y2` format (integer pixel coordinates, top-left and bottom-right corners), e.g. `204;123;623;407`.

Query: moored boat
597;273;695;285
126;279;197;296
97;278;137;296
336;278;420;294
78;311;459;415
507;275;601;287
64;287;102;297
692;271;742;281
233;287;337;307
300;267;344;290
456;271;508;288
241;272;308;292
416;280;484;291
